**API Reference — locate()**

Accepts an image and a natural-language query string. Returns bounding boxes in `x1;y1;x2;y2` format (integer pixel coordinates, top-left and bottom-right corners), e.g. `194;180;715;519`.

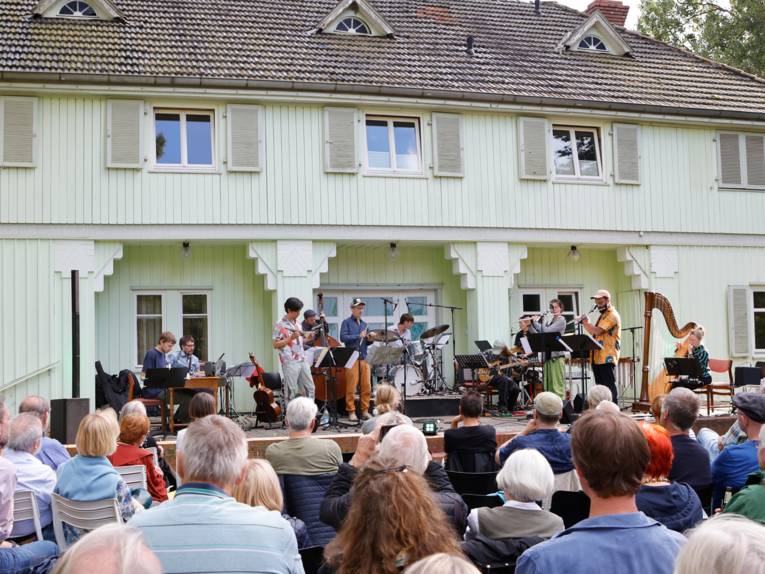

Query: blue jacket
55;455;123;501
340;316;369;359
281;473;337;547
499;429;573;474
712;439;759;507
636;482;704;533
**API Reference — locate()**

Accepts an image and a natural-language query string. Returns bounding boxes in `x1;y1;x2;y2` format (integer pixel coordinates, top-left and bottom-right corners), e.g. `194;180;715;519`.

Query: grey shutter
613;123;640;184
227;104;263;172
728;285;753;357
718;133;742;186
1;97;36;166
432;112;463;177
324;107;357;173
745;134;765;187
518;117;547;179
107;99;143;168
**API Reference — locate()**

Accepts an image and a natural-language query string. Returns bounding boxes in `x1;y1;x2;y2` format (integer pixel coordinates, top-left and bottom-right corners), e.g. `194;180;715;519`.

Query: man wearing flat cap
710;392;765;508
340;298;374;422
581;289;621;402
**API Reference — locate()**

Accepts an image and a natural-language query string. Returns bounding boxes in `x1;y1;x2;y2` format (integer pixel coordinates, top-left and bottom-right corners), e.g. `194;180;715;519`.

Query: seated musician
140;331;176;400
488;340;521;414
301;309;328;349
672;326;711;391
169;335;205;424
388;313;415;347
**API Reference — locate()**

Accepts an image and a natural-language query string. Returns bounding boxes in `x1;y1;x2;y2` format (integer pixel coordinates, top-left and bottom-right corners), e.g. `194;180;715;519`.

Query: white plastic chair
146;446;160;468
51;493;121;550
12;490;43;541
115;465;147;492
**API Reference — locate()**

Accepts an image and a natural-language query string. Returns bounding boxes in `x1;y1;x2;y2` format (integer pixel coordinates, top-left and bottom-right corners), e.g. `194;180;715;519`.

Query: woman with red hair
636;423;703;533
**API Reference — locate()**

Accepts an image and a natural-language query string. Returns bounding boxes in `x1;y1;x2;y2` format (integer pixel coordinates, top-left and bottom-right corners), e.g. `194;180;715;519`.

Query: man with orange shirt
581;289;621;402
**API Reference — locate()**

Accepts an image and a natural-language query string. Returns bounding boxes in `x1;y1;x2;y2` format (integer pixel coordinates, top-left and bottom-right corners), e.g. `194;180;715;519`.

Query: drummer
388;313;415;347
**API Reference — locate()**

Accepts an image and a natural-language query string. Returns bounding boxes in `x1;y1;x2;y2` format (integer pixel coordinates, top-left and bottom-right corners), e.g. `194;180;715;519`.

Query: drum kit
368;323;451;396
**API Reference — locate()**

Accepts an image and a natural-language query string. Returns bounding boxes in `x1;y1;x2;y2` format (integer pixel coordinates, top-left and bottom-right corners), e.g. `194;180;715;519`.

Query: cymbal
419;324;449;339
368;329;401;343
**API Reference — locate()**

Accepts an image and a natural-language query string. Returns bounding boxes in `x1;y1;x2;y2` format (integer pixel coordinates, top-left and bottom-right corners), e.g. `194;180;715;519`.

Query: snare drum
406;341;425;362
391;365;424;396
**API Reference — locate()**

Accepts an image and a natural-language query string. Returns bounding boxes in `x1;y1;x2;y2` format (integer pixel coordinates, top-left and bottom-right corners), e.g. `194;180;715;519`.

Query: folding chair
446;470;498;496
13;490;43;541
51;493;121;551
115;464;148;492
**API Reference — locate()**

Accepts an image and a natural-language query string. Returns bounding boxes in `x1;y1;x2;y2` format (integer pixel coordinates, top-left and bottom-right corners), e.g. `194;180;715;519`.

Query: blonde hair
690;325;705;341
403;553;479;574
375;383;400;415
233;459;283;512
76;412;119;457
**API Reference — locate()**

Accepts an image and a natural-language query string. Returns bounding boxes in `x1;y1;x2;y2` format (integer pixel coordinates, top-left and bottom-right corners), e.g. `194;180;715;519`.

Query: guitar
477;359;529;383
249;353;282;422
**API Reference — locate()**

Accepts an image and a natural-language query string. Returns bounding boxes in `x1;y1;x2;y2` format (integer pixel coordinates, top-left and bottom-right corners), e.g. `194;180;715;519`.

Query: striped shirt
130;483;304;574
691;344;710;380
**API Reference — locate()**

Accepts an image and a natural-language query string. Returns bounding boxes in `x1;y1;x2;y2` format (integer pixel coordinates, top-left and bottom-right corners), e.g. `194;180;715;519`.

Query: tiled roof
1;0;764;119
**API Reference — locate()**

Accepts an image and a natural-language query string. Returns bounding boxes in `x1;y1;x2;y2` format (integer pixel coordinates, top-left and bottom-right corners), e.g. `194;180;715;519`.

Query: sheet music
556;336;573;353
520;336;532;355
312;347;329;368
344;350;359;370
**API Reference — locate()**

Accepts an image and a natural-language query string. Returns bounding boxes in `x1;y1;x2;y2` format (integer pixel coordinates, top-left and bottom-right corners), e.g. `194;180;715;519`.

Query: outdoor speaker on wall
50;398;89;445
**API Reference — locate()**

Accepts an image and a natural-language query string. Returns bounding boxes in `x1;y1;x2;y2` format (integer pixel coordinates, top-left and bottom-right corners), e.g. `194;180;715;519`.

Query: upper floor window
718;132;765;190
58;1;97;17
578;35;607;52
154;109;214;169
552;126;602;180
334;17;371;35
364;116;422;174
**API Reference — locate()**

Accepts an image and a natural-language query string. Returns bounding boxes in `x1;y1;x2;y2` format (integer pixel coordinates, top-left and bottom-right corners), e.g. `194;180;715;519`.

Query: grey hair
662;387;700;431
378;425;429;475
18;395;50;418
403;553;480;574
180;415;247;485
595;401;620;414
674;514;765;574
497;448;554;503
374;411;413;431
7;413;43;453
286;397;317;432
119;400;147;419
587;385;613;409
51;523;161;574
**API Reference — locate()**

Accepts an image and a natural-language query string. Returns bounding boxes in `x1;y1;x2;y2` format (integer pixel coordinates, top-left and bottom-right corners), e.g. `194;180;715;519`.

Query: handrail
0;362;60;393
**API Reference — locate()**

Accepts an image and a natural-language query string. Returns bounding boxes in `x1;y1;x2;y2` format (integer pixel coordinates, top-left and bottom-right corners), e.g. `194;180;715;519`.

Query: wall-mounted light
389;242;399;260
181;241;191;258
567;245;581;263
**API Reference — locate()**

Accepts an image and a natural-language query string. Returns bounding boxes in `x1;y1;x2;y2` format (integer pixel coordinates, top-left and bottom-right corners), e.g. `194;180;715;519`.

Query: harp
635;292;697;411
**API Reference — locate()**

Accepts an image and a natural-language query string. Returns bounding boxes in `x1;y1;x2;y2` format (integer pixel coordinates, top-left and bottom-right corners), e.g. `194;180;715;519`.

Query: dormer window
578;35;607;52
58;1;97;17
335;17;371;35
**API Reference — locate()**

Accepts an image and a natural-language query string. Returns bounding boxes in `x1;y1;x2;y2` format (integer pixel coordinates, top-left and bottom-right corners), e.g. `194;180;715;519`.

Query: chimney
585;0;629;27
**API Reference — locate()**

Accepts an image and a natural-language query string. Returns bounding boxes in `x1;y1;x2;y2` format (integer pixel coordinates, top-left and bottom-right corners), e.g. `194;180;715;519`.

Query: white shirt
4;449;56;537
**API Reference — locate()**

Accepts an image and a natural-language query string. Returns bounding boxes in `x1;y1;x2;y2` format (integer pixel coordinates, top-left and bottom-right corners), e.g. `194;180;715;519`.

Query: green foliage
638;0;765;78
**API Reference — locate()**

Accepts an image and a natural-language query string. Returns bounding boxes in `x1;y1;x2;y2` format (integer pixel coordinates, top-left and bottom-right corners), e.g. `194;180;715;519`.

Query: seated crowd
2;382;765;574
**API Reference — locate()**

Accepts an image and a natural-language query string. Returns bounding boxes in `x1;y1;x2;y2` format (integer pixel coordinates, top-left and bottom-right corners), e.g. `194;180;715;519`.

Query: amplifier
50;398;90;444
734;366;762;388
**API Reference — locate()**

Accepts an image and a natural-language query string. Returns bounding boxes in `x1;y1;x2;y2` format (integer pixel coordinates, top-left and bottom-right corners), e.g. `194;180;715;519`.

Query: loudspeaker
50;398;89;444
735;366;762;388
560;399;578;425
573;393;585;413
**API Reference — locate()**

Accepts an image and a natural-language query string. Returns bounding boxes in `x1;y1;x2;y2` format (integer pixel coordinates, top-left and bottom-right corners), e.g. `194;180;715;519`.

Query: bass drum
392;365;424;396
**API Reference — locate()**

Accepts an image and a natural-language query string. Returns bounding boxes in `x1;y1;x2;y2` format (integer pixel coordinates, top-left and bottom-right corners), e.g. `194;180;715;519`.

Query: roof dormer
33;0;124;21
557;11;631;56
315;0;394;37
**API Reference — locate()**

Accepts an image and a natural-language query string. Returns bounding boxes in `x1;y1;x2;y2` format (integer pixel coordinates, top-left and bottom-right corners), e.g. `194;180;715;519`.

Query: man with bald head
19;395;70;470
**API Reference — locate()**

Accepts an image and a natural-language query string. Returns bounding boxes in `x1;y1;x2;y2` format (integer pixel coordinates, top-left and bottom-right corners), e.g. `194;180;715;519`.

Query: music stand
223;362;259;419
561;333;603;401
664;357;702;379
144;368;188;389
316;347;358;431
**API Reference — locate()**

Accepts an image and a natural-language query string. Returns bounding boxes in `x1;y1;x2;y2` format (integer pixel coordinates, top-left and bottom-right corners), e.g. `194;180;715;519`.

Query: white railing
0;362;60;394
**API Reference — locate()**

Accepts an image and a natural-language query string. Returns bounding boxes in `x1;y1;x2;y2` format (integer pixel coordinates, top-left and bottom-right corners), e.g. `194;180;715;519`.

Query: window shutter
718;133;742;186
728;285;753;357
324;107;357;173
518;117;547;180
107;99;143;168
227;104;263;172
1;97;37;166
745;135;765;187
613;123;640;184
432;112;463;177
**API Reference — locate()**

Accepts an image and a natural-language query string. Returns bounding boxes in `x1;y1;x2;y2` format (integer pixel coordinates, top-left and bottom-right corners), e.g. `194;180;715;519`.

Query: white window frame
151;108;216;171
754;287;765;354
363;115;424;176
519;288;581;333
56;1;98;18
135;291;165;368
578;34;607;52
717;131;765;191
179;291;211;362
551;125;604;182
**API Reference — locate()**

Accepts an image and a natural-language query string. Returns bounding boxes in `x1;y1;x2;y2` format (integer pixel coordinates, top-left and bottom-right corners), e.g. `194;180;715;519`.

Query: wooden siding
0;95;764;235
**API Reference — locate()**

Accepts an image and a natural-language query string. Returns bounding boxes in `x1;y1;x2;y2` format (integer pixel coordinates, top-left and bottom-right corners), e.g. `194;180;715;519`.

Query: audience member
51;523;161;574
660;388;712;491
673;514;765;574
4;413;56;540
466;449;563;540
361;384;411;434
516;411;685;574
587;385;613;410
403;553;480;574
0;398;58;573
18;396;70;471
635;424;703;533
321;424;468;534
130;415;302;574
266;397;342;475
233;459;311;548
108;413;168;502
723;424;765;523
595;401;621;414
445;391;497;472
496;392;573;475
697;382;765;460
175;391;216;455
321;455;463;574
651;394;667;422
119;400;176;492
55;411;137;544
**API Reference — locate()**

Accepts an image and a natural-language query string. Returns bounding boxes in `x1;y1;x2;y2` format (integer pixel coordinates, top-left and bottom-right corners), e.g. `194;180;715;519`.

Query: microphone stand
622;325;643;404
381;297;397;381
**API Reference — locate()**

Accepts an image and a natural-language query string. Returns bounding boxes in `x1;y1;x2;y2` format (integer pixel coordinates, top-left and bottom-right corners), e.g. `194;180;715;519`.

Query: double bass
249;353;282;422
310;293;347;402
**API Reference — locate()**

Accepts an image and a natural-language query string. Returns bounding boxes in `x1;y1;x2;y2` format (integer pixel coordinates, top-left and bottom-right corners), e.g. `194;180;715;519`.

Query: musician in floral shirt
273;297;316;404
